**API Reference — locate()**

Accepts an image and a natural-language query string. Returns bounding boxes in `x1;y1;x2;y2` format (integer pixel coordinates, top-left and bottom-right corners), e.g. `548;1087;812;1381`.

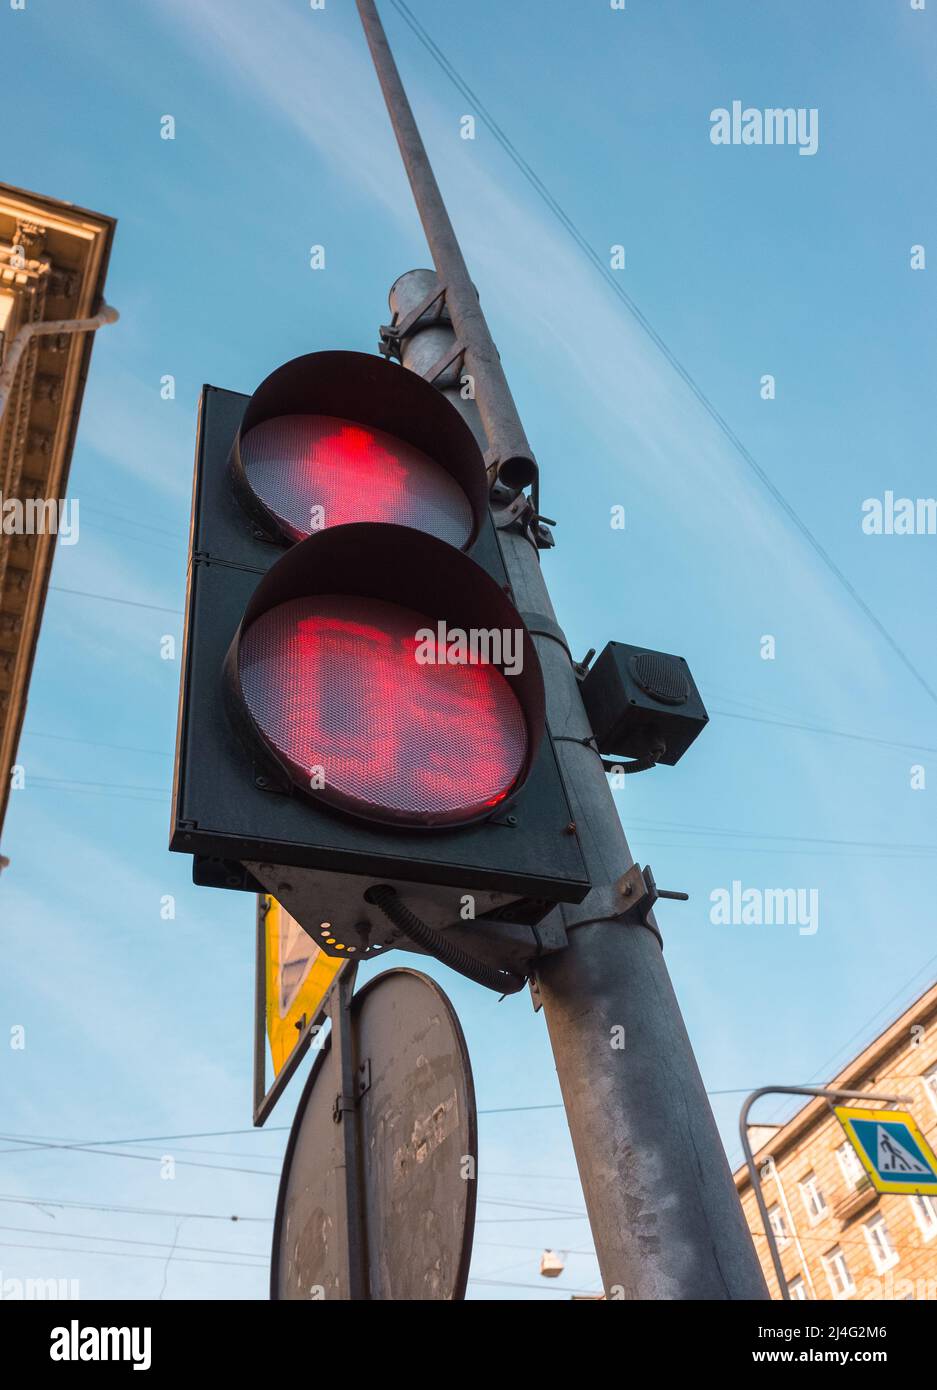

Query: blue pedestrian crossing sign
835;1106;937;1196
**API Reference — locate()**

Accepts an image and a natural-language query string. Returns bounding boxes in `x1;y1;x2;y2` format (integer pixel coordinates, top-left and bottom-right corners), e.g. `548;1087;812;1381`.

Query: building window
836;1140;865;1187
863;1213;898;1273
822;1245;854;1299
924;1064;937;1117
787;1276;808;1300
912;1194;937;1241
767;1202;789;1248
799;1170;827;1223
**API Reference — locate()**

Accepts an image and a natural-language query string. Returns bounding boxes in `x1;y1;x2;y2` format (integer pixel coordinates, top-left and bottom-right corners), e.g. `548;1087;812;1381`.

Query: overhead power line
21;730;172;757
48;585;182;615
0;1239;265;1272
82;519;184;557
0;1191;272;1223
709;707;937;756
0;1133;279;1179
628;818;937;856
29;776;169;795
0;1082;832;1160
738;955;937;1134
387;0;937;711
0;1223;266;1262
0;1125;289;1152
21;691;935;781
469;1276;600;1294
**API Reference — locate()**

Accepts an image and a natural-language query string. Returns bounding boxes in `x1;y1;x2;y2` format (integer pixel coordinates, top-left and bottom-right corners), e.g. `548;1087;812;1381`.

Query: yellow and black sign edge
253;895;347;1126
834;1105;937;1196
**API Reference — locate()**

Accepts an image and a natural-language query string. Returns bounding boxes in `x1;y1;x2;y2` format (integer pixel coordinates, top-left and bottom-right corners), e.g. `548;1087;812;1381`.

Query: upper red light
239;413;475;547
238;594;528;827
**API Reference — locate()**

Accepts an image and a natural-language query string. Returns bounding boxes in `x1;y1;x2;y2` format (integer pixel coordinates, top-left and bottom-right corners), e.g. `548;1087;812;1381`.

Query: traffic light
171;351;590;961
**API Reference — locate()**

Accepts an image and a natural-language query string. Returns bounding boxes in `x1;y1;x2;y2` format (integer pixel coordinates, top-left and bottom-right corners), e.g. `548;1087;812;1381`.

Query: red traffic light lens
238;594;528;827
239;414;475;547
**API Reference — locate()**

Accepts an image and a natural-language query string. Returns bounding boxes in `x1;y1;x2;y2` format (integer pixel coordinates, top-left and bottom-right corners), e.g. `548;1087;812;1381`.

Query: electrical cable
0;1192;272;1223
48;585;182;615
366;885;527;994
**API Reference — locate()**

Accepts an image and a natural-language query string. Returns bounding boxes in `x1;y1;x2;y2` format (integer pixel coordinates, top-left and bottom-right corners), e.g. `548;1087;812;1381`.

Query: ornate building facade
0;184;115;862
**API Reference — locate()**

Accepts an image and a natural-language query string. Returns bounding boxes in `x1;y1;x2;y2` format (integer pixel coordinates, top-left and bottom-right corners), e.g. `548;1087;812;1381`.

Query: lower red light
239;414;475;546
238;595;529;826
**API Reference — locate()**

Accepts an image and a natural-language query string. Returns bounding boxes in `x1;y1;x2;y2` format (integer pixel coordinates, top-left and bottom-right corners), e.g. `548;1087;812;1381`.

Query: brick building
735;981;937;1300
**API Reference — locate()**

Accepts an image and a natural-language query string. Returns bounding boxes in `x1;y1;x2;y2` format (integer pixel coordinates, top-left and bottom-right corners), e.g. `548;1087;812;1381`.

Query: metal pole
356;0;535;491
253;895;268;1122
358;0;768;1299
331;965;368;1299
739;1084;914;1300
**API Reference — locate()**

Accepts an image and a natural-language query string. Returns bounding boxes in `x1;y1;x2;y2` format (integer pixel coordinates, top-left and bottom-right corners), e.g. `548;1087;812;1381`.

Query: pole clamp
552;865;687;950
332;1094;355;1124
618;864;688;946
332;1058;371;1123
518;611;571;661
379;283;450;360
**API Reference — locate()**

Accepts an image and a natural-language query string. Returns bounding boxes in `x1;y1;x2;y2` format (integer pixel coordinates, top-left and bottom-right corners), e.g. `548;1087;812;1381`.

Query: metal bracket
492;492;555;549
332;1055;370;1123
492;490;532;530
422;341;464;385
618;864;688;946
379;283;449;359
356;1057;371;1100
332;1093;355;1124
518;611;572;662
548;864;687;951
573;648;596;680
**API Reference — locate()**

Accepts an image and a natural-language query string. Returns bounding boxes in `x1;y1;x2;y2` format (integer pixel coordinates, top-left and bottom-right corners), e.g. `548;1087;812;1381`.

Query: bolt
565;821;577;835
255;775;268;789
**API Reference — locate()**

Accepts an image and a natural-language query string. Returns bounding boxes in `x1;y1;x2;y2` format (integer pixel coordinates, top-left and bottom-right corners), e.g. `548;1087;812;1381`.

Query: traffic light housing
171;352;590;958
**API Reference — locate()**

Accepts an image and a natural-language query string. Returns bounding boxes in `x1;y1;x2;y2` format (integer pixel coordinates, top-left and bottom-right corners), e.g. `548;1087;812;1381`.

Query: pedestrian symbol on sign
833;1105;937;1196
877;1126;930;1176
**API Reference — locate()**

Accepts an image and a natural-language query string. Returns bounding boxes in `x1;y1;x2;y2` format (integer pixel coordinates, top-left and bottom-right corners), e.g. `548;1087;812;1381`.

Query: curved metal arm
739;1084;913;1299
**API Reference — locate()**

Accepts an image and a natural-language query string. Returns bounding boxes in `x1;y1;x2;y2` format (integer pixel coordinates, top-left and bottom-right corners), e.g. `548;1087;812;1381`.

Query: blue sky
1;0;935;1300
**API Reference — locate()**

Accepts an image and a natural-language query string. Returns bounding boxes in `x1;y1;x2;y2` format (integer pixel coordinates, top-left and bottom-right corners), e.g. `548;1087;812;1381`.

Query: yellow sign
834;1106;937;1196
264;895;344;1078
